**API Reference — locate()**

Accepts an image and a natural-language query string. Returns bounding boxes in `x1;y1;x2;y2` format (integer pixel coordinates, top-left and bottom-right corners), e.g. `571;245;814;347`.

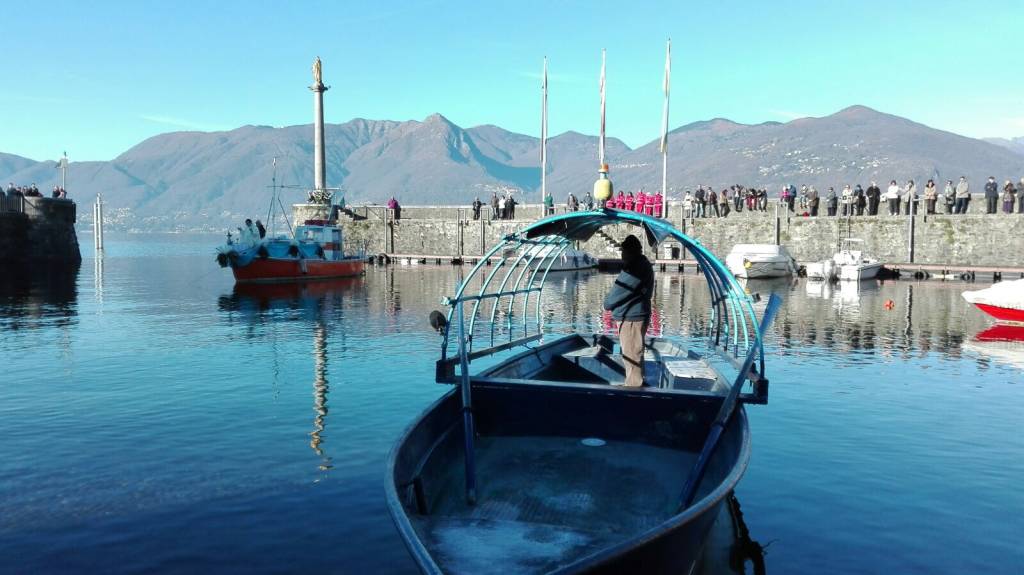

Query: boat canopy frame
436;209;767;388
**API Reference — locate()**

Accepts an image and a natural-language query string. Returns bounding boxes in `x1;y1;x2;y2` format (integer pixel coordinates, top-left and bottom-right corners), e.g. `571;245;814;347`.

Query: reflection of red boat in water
964;324;1024;370
974;323;1024;342
962;279;1024;324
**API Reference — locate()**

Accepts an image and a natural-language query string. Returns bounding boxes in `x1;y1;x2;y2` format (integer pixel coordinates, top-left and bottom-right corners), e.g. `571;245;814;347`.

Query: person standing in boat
603;235;654;388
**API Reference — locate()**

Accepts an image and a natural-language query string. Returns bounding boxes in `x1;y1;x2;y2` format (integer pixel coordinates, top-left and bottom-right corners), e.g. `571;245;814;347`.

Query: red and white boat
962;279;1024;323
217;220;364;283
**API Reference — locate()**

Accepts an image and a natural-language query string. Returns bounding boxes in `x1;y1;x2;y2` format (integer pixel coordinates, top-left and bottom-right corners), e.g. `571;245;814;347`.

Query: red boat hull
232;257;365;283
973;303;1024;324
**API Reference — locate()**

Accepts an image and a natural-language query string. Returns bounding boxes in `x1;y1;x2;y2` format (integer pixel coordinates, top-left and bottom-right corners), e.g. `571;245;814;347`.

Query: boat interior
391;370;748;574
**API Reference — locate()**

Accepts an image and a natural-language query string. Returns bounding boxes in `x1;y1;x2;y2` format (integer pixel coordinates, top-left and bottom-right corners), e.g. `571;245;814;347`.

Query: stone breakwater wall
0;198;81;264
294;203;1024;268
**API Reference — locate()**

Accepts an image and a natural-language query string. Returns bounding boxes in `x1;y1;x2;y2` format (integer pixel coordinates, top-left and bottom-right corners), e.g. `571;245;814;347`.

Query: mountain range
3;105;1022;231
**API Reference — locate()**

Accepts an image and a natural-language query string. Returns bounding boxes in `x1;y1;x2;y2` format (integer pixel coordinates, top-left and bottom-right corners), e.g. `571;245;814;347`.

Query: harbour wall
0;197;81;264
294;203;1024;268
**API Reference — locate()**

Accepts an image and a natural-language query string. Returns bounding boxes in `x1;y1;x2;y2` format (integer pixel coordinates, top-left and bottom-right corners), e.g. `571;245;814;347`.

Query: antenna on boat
267;157;277;233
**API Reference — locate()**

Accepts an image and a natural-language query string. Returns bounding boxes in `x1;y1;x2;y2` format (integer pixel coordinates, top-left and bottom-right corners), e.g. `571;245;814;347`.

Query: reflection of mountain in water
0;261;80;331
218;278;367;471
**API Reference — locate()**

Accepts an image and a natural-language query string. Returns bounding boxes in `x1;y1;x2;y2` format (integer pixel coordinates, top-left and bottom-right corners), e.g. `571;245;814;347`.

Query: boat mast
598;49;606;169
540;56;548;209
660;39;671;218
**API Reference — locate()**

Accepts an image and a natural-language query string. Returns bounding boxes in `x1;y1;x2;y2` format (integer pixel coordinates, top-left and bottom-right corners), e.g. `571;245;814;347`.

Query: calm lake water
1;233;1021;574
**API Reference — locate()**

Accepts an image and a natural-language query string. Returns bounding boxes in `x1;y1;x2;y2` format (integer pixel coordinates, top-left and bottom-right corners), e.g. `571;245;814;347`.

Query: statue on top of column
312;57;322;85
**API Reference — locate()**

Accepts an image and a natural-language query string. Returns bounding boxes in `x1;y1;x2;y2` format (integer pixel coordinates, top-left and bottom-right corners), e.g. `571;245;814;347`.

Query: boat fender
288;244;300;258
913;271;925;280
216;252;229;268
316;246;325;259
257;245;269;259
960;272;971;281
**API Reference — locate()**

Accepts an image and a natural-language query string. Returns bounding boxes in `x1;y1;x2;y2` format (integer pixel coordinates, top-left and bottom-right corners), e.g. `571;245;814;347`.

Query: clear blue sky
3;0;1022;161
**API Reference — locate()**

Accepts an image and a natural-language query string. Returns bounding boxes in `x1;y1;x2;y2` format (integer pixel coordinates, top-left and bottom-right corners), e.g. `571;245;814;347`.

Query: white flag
599;49;606;167
660;39;671;155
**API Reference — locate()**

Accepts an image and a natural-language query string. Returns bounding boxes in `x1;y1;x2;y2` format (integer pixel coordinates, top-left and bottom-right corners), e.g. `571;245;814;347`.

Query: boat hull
231;256;364;283
387;377;750;574
838;262;883;281
972;303;1024;323
728;258;794;279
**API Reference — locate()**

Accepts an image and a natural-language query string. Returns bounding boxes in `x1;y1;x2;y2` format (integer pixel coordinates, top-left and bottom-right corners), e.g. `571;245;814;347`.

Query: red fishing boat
962;279;1024;323
217;220;364;283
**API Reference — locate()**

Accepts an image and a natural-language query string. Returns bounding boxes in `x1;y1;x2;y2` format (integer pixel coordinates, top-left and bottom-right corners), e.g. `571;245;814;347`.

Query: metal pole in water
93;194;104;252
907;207;915;263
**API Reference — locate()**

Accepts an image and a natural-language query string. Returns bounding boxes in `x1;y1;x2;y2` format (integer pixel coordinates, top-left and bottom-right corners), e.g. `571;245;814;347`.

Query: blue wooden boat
387;210;779;574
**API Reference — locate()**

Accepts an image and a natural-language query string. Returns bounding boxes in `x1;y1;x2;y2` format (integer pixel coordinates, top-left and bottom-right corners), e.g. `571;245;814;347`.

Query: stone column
310;58;330;193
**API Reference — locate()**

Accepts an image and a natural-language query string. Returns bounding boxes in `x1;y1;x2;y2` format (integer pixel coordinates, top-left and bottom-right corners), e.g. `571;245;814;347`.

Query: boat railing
435;210;770;400
433;210;775;506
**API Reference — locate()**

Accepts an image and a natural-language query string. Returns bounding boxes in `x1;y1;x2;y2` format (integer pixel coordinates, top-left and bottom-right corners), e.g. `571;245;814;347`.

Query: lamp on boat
594;163;612;203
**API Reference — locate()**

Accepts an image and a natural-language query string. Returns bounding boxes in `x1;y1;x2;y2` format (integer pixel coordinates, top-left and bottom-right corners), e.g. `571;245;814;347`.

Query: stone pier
292;202;1024;269
0;197;81;264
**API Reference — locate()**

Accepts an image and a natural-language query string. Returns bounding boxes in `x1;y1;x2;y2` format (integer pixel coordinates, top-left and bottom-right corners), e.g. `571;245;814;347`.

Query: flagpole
661;39;671;218
599;49;606;168
541;56;548;209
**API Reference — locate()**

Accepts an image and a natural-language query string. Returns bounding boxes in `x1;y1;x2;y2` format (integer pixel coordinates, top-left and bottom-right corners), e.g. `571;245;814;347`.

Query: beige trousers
619;319;647;387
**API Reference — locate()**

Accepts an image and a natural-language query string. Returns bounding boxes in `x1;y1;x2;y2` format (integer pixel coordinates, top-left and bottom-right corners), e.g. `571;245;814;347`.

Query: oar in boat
678;293;782;510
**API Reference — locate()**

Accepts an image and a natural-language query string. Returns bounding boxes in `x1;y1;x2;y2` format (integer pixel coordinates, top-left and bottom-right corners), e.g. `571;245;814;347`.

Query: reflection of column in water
904;284;914;343
310;321;331;470
94;252;104;304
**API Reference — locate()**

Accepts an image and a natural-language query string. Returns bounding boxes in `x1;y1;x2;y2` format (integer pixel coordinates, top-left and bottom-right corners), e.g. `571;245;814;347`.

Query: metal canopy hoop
436;209;766;384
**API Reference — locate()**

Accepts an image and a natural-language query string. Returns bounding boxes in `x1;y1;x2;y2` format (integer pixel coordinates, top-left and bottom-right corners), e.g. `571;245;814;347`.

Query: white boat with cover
725;244;798;279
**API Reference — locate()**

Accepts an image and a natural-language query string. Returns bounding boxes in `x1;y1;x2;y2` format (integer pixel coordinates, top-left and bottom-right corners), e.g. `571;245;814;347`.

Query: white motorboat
962;279;1024;323
834;239;883;281
725;244;798;279
807;239;883;282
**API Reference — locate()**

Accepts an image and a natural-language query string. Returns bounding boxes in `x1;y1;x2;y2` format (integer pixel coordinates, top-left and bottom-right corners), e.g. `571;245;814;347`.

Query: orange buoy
884;299;895;310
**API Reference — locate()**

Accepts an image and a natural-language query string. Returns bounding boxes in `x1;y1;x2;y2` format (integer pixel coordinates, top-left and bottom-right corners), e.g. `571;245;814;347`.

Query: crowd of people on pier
476;192;518;220
2;182;68;199
678;175;1024;218
682;185;770;218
